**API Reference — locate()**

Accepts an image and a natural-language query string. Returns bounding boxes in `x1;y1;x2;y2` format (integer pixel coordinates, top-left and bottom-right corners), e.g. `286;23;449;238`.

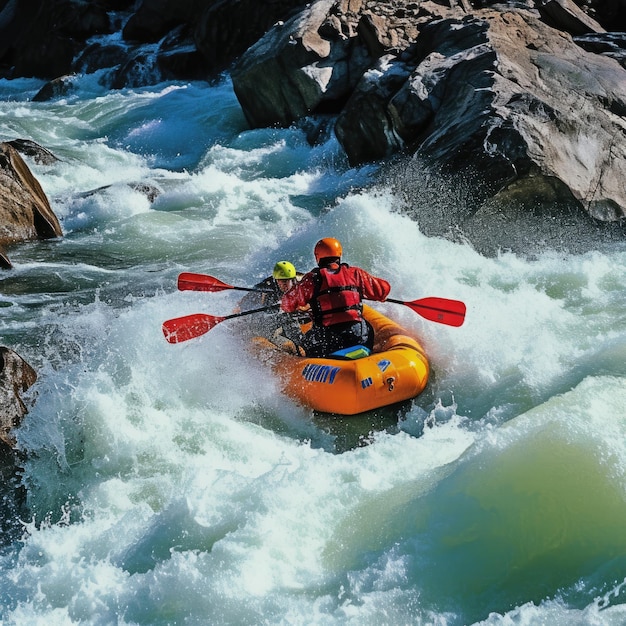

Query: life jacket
310;263;363;326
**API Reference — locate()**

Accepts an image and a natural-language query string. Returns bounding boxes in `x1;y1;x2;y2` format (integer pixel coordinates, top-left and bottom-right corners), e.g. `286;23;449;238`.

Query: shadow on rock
0;347;37;551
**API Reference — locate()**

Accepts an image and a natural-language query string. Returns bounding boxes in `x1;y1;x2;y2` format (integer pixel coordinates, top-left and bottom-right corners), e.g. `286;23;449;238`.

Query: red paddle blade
177;273;234;292
162;313;225;343
403;297;466;327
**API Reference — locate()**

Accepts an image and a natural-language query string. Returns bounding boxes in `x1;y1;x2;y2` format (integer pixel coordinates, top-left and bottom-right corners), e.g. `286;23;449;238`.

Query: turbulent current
0;71;625;625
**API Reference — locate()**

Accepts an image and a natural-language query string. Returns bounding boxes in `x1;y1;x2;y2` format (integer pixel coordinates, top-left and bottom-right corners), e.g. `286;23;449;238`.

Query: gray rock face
231;0;364;128
232;1;626;223
0;347;37;449
391;11;626;222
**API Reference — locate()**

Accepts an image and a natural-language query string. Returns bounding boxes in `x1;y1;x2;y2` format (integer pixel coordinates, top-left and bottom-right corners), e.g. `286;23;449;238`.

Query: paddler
280;238;391;357
238;261;307;353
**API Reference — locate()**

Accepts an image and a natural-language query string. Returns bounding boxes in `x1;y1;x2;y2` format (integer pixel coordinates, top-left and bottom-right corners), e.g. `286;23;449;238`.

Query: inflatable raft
252;304;429;415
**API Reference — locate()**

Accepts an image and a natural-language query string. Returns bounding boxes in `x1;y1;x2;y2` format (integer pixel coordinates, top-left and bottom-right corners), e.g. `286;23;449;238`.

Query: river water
0;69;625;626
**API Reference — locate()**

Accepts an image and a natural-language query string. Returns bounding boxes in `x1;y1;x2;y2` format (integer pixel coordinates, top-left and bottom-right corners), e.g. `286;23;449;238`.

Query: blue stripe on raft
301;364;341;384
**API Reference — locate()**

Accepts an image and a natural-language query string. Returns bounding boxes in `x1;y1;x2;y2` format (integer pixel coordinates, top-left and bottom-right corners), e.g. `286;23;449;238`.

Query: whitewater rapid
0;73;625;625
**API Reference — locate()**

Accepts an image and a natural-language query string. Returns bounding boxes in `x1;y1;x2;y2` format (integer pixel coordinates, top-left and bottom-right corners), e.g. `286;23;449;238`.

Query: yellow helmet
273;261;296;280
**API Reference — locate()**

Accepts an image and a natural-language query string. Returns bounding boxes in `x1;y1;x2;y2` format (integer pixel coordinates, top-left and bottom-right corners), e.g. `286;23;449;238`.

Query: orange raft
252;304;429;415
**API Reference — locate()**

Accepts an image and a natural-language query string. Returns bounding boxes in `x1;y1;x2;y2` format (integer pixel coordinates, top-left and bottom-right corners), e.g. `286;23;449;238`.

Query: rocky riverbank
1;1;624;239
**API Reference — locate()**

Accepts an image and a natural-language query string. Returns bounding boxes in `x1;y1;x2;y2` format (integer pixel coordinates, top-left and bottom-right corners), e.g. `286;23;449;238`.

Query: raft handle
386;377;395;391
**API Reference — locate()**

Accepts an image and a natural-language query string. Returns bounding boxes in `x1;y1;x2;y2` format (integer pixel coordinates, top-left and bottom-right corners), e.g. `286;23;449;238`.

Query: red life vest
311;264;362;326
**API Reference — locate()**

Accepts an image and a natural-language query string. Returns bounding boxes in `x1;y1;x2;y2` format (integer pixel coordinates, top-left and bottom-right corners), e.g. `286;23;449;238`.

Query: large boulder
0;347;37;449
231;0;361;127
0;142;63;268
379;11;626;222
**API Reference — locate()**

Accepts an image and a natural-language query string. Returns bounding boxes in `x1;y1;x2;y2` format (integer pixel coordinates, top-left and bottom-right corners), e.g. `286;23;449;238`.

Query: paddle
177;273;466;325
162;304;279;344
163;295;465;343
178;272;271;293
166;271;466;343
387;297;466;327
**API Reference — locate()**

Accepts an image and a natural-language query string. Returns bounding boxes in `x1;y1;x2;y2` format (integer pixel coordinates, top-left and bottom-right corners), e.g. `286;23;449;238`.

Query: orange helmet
314;237;342;264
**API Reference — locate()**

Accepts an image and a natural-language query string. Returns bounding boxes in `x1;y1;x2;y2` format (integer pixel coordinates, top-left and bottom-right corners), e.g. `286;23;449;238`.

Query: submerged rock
7;139;60;165
32;74;79;102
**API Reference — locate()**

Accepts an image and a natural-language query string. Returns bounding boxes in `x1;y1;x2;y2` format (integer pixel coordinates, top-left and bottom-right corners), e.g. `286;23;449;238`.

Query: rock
6;139;60;165
0;0;112;79
76;181;162;203
0;247;10;269
129;181;162;203
194;0;311;77
232;0;374;127
32;74;79;102
73;41;130;75
574;32;626;68
0;142;63;268
579;0;626;29
120;0;310;79
334;53;413;163
233;1;626;223
111;47;162;89
157;41;209;81
535;0;606;35
230;0;467;128
122;0;196;43
448;173;626;256
0;347;37;449
384;11;626;223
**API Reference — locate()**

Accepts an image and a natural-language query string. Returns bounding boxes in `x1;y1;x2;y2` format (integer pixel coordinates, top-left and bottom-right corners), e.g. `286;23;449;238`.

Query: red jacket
281;263;390;326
